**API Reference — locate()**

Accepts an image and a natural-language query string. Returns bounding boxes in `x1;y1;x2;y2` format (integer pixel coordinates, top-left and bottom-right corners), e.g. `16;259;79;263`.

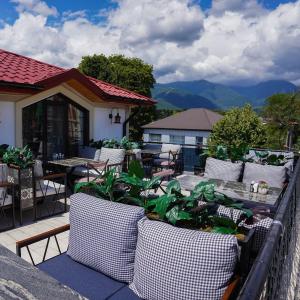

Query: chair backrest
159;144;181;159
99;148;125;165
93;149;101;161
132;149;142;161
0;163;8;183
34;160;44;178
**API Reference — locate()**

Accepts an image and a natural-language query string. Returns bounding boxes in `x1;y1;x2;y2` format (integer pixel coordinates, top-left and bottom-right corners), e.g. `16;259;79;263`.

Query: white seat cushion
159;144;181;159
93;149;101;161
242;162;286;188
204;157;243;182
100;148;125;165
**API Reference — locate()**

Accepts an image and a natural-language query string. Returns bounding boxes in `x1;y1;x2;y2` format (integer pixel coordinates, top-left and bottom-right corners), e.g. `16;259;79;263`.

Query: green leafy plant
3;145;33;169
201;144;250;163
75;168;120;201
146;180;253;234
89;139;104;149
254;150;287;166
102;139;120;149
120;137;139;151
75;160;161;207
208;104;266;160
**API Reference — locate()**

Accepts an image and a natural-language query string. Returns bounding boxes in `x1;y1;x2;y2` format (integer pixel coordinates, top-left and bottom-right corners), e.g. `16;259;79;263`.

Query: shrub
208;104;266;161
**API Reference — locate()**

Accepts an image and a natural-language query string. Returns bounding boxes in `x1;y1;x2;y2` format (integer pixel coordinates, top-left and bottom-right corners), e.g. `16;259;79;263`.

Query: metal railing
237;158;300;300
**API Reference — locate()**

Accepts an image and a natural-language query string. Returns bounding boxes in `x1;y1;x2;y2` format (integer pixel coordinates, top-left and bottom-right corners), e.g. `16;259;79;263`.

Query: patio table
0;244;82;299
176;174;283;212
48;157;101;190
140;149;162;156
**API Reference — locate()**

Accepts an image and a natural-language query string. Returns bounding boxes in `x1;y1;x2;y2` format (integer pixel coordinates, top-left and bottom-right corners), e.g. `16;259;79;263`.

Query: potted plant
258;181;269;195
2;145;33;169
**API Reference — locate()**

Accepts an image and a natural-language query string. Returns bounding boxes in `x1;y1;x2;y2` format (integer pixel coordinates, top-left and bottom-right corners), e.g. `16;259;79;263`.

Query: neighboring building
143;108;222;146
0;49;154;160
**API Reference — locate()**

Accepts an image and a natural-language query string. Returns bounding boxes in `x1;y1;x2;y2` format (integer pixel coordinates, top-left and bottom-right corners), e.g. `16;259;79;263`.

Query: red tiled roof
0;49;154;104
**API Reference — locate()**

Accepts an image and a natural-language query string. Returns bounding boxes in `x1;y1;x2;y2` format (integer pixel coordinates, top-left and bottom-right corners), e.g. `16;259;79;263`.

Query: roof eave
37;68;155;106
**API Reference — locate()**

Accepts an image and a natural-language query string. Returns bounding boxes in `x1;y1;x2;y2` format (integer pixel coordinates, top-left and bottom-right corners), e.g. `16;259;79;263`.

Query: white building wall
0;101;15;146
93;107;127;141
143;128;211;145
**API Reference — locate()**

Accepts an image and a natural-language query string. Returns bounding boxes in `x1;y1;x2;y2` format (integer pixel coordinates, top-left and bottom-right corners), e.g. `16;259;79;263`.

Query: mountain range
152;80;298;110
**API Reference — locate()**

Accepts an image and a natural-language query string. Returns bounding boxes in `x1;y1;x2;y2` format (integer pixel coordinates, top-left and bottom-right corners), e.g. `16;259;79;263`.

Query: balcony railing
237;158;300;299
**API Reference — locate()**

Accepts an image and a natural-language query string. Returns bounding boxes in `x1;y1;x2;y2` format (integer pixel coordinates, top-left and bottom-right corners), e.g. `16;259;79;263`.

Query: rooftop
0;49;154;105
143;108;222;131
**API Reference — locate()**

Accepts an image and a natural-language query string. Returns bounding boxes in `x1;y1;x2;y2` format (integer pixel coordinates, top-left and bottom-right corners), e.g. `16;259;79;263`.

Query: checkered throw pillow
198;201;244;223
240;217;273;252
204;158;243;181
67;193;145;283
130;218;239;300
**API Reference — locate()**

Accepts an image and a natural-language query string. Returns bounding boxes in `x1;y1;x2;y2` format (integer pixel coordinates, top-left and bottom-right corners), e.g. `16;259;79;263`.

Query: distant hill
152;79;298;110
229;80;298;107
153;88;217;110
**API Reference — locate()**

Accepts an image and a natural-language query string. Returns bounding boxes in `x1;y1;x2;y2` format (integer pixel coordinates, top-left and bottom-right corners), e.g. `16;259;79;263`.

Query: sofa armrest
42;172;66;181
221;276;240;300
16;224;70;264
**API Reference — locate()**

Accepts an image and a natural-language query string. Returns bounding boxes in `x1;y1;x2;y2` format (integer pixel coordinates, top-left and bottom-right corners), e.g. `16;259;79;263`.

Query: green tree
78;54;156;140
208;104;266;159
263;93;300;150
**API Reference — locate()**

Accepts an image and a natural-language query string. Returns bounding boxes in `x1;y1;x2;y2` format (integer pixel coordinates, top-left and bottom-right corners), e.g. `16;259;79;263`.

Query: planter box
8;165;35;213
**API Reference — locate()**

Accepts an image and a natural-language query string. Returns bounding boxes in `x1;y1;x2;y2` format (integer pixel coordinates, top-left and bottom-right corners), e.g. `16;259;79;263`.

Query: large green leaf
191;181;215;201
166;206;192;225
166;180;181;194
151;194;176;219
128;160;145;179
211;226;237;235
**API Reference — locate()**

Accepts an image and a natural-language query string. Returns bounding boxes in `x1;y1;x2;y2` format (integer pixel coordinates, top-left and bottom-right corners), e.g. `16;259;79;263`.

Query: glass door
23;93;89;161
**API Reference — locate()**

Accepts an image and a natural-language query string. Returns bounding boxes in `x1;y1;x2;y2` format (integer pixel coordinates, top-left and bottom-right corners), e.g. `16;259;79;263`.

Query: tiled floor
0;205;70;265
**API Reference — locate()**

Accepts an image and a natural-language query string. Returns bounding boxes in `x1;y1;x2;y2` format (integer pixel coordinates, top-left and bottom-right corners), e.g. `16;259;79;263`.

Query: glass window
149;134;161;142
170;135;185;145
196;136;203;145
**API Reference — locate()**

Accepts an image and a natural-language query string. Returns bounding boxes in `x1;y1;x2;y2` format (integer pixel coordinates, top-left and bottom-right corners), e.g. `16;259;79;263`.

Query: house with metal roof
142;108;222;146
0;49;154;160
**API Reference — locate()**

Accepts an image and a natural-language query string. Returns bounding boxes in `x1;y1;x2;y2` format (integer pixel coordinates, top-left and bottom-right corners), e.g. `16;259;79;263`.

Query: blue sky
0;0;297;24
0;0;299;85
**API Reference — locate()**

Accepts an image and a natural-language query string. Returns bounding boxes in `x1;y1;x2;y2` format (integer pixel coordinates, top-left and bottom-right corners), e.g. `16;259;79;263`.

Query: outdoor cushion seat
153;158;166;166
204;157;243;182
159;144;181;159
130;217;239;300
242;162;286;188
68;193;145;283
38;253;140;300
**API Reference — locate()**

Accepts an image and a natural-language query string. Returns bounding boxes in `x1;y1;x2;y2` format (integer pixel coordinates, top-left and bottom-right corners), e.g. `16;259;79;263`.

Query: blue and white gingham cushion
67;193;145;283
241;217;273;252
130;218;239;300
198;201;244;223
204;157;243;181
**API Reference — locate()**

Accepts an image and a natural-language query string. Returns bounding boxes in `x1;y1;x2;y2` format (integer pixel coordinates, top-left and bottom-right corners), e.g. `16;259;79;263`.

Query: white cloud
10;0;58;17
0;0;300;85
210;0;266;17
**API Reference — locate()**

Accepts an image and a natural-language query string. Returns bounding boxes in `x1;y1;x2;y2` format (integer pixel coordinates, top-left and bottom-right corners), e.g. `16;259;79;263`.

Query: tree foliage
79;54;157;140
263;93;300;149
208;104;266;157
